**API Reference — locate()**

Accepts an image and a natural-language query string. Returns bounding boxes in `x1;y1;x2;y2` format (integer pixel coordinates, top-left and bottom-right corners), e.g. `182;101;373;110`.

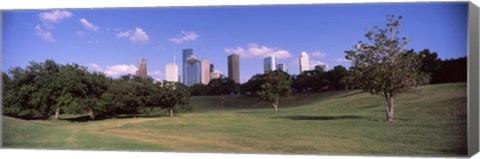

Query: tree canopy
345;15;429;122
3;59;192;120
257;70;292;112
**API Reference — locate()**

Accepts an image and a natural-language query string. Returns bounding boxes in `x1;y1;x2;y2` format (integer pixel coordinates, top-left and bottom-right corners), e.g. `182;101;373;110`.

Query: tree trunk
88;108;95;120
54;107;60;120
272;98;279;112
384;93;394;122
170;108;173;117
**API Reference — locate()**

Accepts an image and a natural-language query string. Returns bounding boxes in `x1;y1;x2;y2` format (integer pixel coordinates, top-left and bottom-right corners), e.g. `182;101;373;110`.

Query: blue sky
2;2;468;83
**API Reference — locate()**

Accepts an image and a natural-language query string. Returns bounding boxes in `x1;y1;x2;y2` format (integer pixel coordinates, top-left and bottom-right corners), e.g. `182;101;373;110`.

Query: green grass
2;83;467;156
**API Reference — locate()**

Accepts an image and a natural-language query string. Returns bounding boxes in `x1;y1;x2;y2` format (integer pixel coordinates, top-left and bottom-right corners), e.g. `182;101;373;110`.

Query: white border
0;0;471;10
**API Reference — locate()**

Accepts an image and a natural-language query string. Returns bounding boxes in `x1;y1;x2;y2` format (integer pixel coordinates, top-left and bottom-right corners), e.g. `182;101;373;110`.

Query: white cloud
116;27;150;44
224;43;291;59
336;57;351;63
104;64;138;77
79;18;99;31
34;25;55;43
87;63;137;77
169;31;199;44
39;10;73;28
87;63;103;72
149;70;164;81
310;51;327;58
116;30;131;38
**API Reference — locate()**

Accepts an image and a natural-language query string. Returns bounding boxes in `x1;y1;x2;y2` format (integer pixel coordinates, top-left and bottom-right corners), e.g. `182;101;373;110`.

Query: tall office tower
136;57;148;78
165;56;178;82
228;54;240;83
210;64;214;73
299;51;310;73
276;63;288;73
314;64;328;72
200;60;211;85
182;48;193;83
185;55;201;86
263;55;276;73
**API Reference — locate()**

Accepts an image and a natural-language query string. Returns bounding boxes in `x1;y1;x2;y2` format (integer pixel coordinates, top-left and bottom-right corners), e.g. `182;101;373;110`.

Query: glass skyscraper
263;56;276;73
182;48;193;83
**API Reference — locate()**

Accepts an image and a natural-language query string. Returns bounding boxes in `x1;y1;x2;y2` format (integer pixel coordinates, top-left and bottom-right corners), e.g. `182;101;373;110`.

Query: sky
2;2;468;83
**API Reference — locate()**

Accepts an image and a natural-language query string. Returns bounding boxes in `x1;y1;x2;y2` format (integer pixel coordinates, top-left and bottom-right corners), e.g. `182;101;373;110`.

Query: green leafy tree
208;77;237;107
154;81;190;117
292;68;327;92
345;15;428;122
257;70;292;112
241;74;265;95
327;65;349;90
189;84;210;96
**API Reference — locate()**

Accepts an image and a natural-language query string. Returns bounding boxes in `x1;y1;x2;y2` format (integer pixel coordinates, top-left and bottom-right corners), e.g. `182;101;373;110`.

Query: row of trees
3;60;191;120
189;48;466;99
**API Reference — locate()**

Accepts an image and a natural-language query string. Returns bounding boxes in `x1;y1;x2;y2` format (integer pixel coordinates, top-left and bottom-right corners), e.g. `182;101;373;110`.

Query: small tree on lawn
257;70;292;112
157;81;190;117
345;15;429;122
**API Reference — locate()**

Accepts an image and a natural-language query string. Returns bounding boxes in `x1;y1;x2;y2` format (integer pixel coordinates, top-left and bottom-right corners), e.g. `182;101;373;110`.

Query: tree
154;81;190;117
292;68;328;92
345;15;428;122
188;84;210;96
257;70;292;112
326;65;349;90
310;67;328;91
431;57;466;84
241;74;265;95
208;77;237;107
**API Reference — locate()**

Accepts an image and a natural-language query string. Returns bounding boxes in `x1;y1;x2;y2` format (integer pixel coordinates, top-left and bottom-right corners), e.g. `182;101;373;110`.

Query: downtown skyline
2;2;468;83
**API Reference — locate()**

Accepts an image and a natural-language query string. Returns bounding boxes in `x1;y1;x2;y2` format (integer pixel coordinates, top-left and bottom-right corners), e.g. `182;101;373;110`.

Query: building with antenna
165;55;178;82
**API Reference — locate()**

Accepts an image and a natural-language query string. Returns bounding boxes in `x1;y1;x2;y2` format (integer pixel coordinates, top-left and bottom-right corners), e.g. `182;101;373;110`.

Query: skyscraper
182;48;193;83
299;51;310;73
263;56;276;73
210;64;214;73
276;63;288;73
200;60;210;85
185;55;200;86
165;56;178;82
228;54;240;83
136;57;148;78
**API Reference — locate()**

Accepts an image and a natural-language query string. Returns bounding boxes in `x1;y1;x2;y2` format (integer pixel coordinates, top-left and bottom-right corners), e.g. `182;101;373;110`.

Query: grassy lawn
2;83;467;156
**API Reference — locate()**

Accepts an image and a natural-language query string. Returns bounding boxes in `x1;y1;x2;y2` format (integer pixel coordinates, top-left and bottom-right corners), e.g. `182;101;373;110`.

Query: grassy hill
2;83;467;156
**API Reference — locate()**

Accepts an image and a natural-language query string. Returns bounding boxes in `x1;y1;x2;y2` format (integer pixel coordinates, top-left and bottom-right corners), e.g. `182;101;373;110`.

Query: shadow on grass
275;115;363;121
62;114;169;122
